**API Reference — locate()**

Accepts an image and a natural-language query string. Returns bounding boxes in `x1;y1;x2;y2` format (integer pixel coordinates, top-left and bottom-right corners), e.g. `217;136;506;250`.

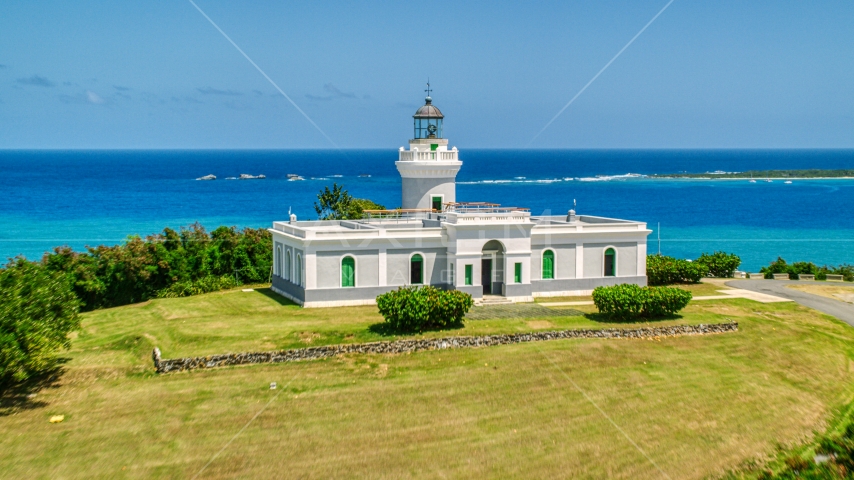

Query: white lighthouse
395;84;462;212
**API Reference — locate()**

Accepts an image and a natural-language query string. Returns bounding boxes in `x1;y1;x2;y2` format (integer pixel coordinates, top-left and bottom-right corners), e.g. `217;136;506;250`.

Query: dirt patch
527;320;555;329
833;293;854;303
788;284;854;303
299;332;322;344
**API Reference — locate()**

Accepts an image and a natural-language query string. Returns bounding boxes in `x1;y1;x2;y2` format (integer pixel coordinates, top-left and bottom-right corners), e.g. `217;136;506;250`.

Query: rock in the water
196;174;216;180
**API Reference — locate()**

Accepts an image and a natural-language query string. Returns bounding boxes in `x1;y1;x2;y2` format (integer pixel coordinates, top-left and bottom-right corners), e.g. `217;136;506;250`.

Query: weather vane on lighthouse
425;79;432;98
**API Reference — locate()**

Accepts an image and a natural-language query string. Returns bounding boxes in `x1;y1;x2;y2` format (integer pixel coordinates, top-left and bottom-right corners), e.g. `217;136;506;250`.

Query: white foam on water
578;173;646;182
458;177;572;185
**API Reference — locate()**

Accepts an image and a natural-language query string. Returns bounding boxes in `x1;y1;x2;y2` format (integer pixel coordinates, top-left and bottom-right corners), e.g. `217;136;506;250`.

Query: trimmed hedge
376;286;473;332
592;284;692;321
647;255;709;286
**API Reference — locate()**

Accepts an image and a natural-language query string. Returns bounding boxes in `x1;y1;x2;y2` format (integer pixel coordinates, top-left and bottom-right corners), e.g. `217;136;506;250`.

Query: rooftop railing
398;150;459;161
443;202;530;214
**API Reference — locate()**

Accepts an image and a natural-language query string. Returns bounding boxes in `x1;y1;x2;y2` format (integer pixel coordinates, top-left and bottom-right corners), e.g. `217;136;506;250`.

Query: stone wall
152;322;738;374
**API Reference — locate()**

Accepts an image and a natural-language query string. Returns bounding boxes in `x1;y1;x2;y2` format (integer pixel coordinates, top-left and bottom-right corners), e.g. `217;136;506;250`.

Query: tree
41;223;273;311
314;183;353;220
347;198;386;219
314;184;385;220
0;259;81;385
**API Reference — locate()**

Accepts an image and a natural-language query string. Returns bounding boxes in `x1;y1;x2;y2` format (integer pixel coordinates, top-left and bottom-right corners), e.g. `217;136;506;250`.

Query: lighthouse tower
395;85;462;212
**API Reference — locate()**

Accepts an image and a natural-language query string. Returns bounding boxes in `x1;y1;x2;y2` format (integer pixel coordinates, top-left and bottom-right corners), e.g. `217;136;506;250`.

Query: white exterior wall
530;244;577;280
583;242;638;278
315;250;380;288
637;241;648;276
386;248;447;286
269;215;650;307
445;221;534;301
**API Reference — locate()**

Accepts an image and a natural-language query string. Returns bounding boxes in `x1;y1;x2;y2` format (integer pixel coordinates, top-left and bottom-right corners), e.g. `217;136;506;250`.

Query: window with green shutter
465;264;473;286
514;262;522;283
542;250;554;279
341;256;355;287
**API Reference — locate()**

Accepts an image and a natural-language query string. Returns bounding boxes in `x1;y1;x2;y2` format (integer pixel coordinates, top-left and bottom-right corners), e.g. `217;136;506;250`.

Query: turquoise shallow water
1;149;852;271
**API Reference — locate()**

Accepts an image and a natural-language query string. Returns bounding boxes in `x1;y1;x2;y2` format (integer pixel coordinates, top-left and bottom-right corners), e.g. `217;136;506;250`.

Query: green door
542;250;554;279
342;257;355;287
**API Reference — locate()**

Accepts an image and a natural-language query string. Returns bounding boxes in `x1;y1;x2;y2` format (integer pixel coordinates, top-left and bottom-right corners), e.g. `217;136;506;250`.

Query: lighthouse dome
413;97;444;119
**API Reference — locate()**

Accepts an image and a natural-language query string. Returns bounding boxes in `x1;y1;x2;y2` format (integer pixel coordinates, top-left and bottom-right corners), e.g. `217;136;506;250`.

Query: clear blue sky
1;0;852;149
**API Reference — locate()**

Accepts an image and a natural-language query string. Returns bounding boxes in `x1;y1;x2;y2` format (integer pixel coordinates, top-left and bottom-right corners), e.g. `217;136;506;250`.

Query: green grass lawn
2;287;854;479
75;287;721;361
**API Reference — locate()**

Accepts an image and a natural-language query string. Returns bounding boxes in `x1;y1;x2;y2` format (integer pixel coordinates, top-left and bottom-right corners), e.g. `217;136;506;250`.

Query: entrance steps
475;296;514;306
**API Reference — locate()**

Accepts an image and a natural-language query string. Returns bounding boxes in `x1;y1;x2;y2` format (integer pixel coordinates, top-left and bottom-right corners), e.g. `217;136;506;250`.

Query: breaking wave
457;175;649;185
576;173;646;182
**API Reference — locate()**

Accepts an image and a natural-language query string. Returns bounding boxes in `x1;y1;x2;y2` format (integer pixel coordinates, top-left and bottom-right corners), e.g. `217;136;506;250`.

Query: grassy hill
2;285;854;478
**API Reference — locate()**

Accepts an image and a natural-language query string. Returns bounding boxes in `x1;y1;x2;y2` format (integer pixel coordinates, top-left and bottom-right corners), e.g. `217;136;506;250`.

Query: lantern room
413;95;444;139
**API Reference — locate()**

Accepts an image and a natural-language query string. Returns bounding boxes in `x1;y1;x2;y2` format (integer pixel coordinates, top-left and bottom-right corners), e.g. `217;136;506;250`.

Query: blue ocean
1;149;852;272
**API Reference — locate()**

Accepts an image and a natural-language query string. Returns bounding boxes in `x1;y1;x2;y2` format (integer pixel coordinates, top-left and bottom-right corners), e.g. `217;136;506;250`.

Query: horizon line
1;146;853;152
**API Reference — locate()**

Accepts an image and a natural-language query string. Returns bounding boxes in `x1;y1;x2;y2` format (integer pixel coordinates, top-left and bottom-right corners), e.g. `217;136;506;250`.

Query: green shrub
155;275;239;298
647;255;709;285
592;284;692;321
0;259;81;385
751;419;854;479
832;264;854;282
695;251;741;278
758;257;849;280
376;286;473;332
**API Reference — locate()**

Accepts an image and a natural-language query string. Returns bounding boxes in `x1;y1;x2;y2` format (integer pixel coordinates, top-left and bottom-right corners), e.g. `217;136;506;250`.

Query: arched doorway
481;240;505;295
604;248;616;277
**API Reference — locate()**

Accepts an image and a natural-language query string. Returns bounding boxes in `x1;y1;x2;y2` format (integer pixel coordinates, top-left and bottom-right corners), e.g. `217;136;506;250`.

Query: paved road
725;280;854;328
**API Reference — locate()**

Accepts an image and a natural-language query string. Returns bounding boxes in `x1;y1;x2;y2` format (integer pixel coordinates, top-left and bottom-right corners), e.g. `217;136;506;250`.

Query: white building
270;93;651;307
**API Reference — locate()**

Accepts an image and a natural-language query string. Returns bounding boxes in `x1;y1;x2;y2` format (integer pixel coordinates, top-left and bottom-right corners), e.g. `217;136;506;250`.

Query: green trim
514;262;522;283
465;264;473;286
